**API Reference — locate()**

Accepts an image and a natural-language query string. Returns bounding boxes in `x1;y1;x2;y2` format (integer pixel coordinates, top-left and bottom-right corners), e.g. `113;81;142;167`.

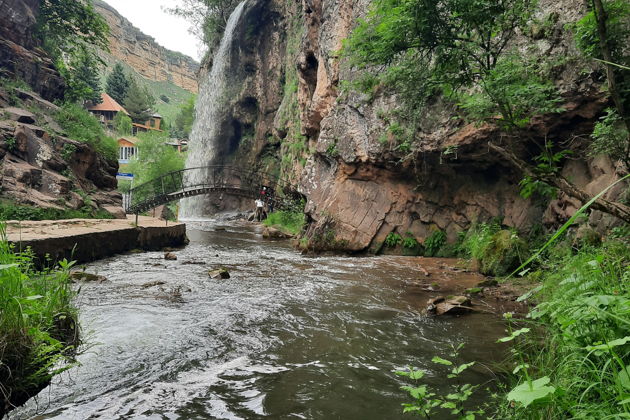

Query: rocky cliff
199;0;627;252
0;0;65;101
93;0;199;93
0;1;122;218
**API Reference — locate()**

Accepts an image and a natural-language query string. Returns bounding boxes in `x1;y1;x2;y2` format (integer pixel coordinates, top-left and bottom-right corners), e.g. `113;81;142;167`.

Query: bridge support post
135;212;138;226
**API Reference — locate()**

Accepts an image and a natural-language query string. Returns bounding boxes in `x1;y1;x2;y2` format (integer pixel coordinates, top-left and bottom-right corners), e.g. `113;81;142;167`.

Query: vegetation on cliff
0;226;77;417
344;0;630;223
38;0;109;104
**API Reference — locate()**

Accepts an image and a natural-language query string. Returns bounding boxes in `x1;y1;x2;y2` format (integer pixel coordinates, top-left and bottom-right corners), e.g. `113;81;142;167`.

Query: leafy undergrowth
488;237;630;419
263;211;305;236
0;225;78;417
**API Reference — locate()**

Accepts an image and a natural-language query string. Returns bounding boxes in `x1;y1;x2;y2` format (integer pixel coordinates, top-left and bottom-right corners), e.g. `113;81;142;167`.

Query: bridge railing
124;165;298;214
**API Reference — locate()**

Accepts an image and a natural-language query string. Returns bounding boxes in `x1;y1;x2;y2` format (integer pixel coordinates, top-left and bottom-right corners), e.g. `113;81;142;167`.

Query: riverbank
5;216;187;266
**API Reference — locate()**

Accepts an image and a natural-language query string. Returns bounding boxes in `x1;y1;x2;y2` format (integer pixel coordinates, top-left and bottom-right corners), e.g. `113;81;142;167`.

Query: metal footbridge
123;165;301;215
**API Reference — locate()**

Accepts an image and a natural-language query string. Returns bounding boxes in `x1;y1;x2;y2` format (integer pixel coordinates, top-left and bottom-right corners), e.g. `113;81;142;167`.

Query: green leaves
507;377;556;407
497;328;531;342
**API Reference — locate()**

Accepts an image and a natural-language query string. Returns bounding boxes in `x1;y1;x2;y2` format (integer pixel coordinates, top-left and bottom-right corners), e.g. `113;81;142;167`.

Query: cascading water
179;1;247;221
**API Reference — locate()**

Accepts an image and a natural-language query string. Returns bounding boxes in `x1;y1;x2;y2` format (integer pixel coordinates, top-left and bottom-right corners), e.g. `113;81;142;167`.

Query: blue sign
116;172;134;179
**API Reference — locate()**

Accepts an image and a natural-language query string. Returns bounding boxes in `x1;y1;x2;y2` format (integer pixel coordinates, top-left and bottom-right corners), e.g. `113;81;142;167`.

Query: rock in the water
164;252;177;260
209;268;230;279
262;226;292;239
69;271;106;283
426;295;473;316
141;280;166;288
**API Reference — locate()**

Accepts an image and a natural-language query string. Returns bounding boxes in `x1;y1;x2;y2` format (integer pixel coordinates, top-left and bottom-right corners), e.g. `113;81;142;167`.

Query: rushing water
179;2;247;220
9;222;508;419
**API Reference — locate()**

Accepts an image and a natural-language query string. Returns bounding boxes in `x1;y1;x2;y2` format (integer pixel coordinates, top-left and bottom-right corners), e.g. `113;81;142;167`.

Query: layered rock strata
93;0;200;93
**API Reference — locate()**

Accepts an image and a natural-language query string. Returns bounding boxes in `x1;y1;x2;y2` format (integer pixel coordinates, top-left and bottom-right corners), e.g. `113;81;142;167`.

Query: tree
171;96;196;139
574;0;630;170
106;63;130;105
345;0;630;224
37;0;109;103
61;45;103;104
126;131;186;188
165;0;240;48
124;79;155;123
112;111;132;136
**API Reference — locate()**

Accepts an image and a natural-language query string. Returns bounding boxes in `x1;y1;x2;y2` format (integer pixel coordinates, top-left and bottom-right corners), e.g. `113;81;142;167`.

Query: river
10;221;508;419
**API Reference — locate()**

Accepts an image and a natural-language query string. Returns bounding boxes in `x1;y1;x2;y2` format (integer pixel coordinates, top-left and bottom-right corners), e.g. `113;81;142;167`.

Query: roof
132;123;163;132
151;113;162;119
88;93;129;115
118;136;140;145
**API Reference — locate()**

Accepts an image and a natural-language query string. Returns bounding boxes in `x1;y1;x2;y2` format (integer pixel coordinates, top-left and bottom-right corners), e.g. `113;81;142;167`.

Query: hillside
93;0;198;122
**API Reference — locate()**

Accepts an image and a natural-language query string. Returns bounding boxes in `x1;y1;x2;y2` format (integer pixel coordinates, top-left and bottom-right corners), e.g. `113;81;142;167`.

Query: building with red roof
87;92;129;123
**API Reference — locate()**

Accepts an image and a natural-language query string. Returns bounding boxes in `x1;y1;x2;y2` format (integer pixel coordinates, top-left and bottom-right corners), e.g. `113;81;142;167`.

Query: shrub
385;232;402;247
54;103;117;162
0;201;113;221
477;229;528;276
424;230;446;257
0;225;77;416
263;211;305;236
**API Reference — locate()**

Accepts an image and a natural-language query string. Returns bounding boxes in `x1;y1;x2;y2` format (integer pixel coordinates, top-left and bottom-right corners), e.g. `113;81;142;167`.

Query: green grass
54;103;118;162
263;211;305;236
490;238;630;418
0;201;113;221
0;225;77;415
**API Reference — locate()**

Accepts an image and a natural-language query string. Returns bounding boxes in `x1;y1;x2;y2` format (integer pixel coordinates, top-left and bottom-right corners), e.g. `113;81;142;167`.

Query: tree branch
488;142;630;223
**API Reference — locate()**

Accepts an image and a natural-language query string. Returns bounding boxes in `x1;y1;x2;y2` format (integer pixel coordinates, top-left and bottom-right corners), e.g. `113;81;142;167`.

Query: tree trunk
488;142;630;224
592;0;630;140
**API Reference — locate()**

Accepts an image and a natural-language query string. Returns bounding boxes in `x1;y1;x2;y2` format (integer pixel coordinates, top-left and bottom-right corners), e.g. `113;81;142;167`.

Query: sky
102;0;203;61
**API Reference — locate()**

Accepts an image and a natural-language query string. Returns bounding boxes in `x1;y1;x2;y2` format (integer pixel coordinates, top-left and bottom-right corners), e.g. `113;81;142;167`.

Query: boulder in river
164;252;177;260
262;226;292;239
209;268;230;279
69;271;107;283
426;296;473;316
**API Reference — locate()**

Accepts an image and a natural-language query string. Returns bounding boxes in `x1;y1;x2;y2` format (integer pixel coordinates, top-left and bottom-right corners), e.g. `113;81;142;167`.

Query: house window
119;146;137;161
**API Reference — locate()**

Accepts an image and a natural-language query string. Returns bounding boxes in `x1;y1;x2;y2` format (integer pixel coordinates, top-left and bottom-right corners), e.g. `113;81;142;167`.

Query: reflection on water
10;221;507;419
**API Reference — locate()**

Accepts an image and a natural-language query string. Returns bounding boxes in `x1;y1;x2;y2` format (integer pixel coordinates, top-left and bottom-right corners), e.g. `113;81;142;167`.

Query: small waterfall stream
179;1;247;220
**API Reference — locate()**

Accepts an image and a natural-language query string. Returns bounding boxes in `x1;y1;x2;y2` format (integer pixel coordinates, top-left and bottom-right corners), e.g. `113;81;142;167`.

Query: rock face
93;0;199;93
198;0;628;251
0;0;66;101
0;89;122;215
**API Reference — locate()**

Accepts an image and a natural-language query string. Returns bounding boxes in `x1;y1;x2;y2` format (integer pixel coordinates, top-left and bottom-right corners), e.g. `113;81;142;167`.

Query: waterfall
179;1;247;220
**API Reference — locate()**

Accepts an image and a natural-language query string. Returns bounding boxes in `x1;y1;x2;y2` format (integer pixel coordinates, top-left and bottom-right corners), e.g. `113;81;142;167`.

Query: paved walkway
5;216;180;242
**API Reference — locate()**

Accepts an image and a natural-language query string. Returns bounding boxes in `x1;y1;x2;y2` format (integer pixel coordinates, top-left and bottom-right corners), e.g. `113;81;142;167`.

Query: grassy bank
0;201;113;221
263;211;305;236
0;226;77;417
395;220;630;418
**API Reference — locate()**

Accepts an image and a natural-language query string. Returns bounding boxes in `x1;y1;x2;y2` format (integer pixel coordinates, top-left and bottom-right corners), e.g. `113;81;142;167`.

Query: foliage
590;108;630;168
424;230;446;257
171;95;196;139
37;0;109;103
124;131;186;189
457;55;564;129
0;225;78;412
124;78;156;124
112;112;133;136
263;211;305;236
385;232;402;248
518;141;572;199
105;63;130;106
59;45;103;104
402;234;419;249
0;201;113;221
343;0;539;154
160;94;170;103
165;0;241;49
54;103;117;162
396;344;483;419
